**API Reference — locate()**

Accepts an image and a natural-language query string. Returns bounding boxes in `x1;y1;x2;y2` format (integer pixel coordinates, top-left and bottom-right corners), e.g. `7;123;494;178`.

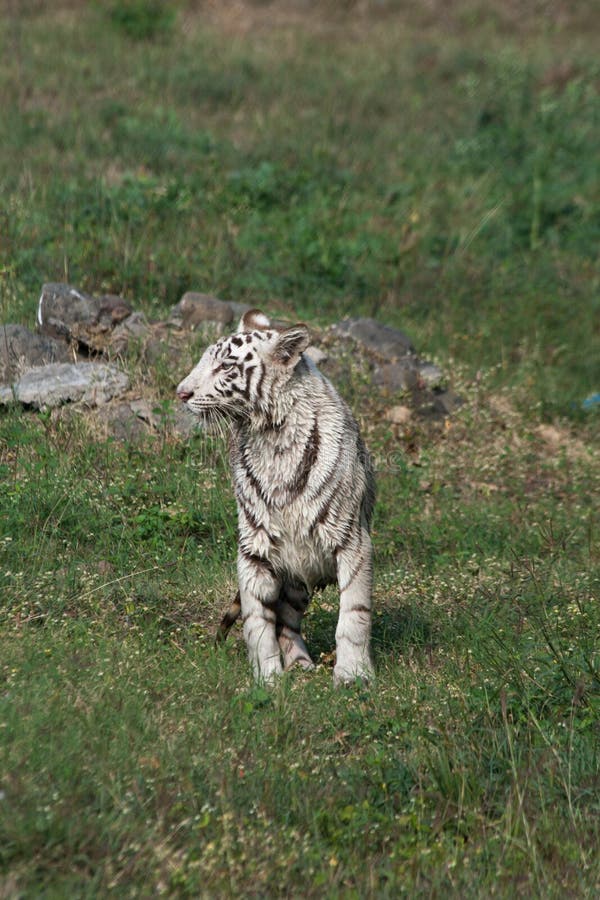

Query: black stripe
238;447;269;504
334;526;355;555
337;553;365;592
237;496;280;546
238;496;261;531
254;363;266;402
309;492;334;534
240;545;276;577
305;437;346;503
241;365;256;400
288;419;320;498
282;592;309;613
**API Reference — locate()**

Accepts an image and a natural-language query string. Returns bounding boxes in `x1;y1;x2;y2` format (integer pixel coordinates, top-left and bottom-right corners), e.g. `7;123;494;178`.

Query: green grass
1;2;600;896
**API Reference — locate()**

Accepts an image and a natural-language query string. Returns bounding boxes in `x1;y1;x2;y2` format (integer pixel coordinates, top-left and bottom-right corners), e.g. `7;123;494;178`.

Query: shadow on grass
306;594;434;664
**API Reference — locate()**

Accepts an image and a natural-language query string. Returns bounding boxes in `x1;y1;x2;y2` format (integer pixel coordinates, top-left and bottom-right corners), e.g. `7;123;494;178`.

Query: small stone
94;401;152;442
229;301;251;324
332;317;415;360
172;405;199;438
432;389;463;416
0;362;130;409
372;361;419;392
385;405;412;425
304;345;328;366
416;362;444;389
109;311;151;354
169;292;235;329
0;324;72;382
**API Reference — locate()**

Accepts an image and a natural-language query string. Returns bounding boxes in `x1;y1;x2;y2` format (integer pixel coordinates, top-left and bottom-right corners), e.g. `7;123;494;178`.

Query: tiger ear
239;308;271;333
272;324;310;367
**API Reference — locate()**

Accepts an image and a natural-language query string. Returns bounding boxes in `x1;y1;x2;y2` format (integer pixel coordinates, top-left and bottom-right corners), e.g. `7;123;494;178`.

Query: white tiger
176;309;375;685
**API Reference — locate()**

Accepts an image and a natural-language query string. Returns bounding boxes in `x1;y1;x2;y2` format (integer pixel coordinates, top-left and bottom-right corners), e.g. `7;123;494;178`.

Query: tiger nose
177;388;193;402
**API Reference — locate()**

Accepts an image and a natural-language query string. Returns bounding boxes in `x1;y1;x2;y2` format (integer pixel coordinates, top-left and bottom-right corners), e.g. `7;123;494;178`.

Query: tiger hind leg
216;584;315;674
277;582;314;671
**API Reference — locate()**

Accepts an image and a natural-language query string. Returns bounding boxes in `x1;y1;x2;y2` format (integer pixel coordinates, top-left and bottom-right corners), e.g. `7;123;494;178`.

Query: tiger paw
333;663;374;688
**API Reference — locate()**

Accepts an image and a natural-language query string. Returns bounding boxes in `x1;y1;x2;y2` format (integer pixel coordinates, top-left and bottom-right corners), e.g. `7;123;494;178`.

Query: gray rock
94;401;155;442
168;292;235;330
373;359;445;393
172;404;200;438
37;283;131;348
0;362;130;409
304;345;328;366
142;324;186;366
372;361;418;392
431;389;463;416
332;317;415;360
228;301;251;323
416;361;444;390
109;311;151;354
0;324;72;382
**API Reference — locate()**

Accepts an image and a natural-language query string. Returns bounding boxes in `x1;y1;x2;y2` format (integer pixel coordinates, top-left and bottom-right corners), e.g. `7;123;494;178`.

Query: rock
433;389;462;416
94;401;154;442
373;361;418;392
0;362;130;409
172;405;199;438
129;398;162;429
385;405;412;426
373;359;445;393
142;324;184;366
304;345;328;366
168;292;235;329
109;311;151;354
332;317;415;360
0;324;72;382
417;388;463;419
94;398;199;442
37;283;131;349
416;361;444;389
229;301;251;323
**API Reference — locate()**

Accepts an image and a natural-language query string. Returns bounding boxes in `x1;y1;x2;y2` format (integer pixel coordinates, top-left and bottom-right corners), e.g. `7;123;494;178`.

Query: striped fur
176;309;375;685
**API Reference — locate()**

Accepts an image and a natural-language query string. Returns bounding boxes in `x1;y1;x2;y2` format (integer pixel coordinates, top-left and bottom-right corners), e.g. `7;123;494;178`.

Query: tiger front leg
333;529;375;686
238;553;283;684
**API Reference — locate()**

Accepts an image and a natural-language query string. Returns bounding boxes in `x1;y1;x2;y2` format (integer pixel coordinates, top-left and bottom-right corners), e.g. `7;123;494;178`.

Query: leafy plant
106;0;177;41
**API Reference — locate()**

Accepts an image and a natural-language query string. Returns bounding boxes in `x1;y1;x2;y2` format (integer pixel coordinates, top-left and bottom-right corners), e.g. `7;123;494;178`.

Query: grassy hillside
1;2;599;896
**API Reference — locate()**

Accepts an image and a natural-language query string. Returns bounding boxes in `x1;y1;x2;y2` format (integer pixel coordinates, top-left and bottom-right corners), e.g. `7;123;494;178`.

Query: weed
106;0;177;41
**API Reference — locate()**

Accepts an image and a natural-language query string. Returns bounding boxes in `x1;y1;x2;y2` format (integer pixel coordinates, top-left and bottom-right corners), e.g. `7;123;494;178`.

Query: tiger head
176;309;310;421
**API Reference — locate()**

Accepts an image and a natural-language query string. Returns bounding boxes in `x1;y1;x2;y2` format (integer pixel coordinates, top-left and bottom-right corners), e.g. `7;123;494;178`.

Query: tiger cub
176;309;375;685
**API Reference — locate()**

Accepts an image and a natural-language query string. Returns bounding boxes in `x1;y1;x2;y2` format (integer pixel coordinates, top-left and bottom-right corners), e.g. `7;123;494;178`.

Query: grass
1;1;600;896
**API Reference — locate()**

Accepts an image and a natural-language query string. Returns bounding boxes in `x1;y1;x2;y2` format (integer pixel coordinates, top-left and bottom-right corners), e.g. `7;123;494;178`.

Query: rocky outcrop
1;281;460;435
